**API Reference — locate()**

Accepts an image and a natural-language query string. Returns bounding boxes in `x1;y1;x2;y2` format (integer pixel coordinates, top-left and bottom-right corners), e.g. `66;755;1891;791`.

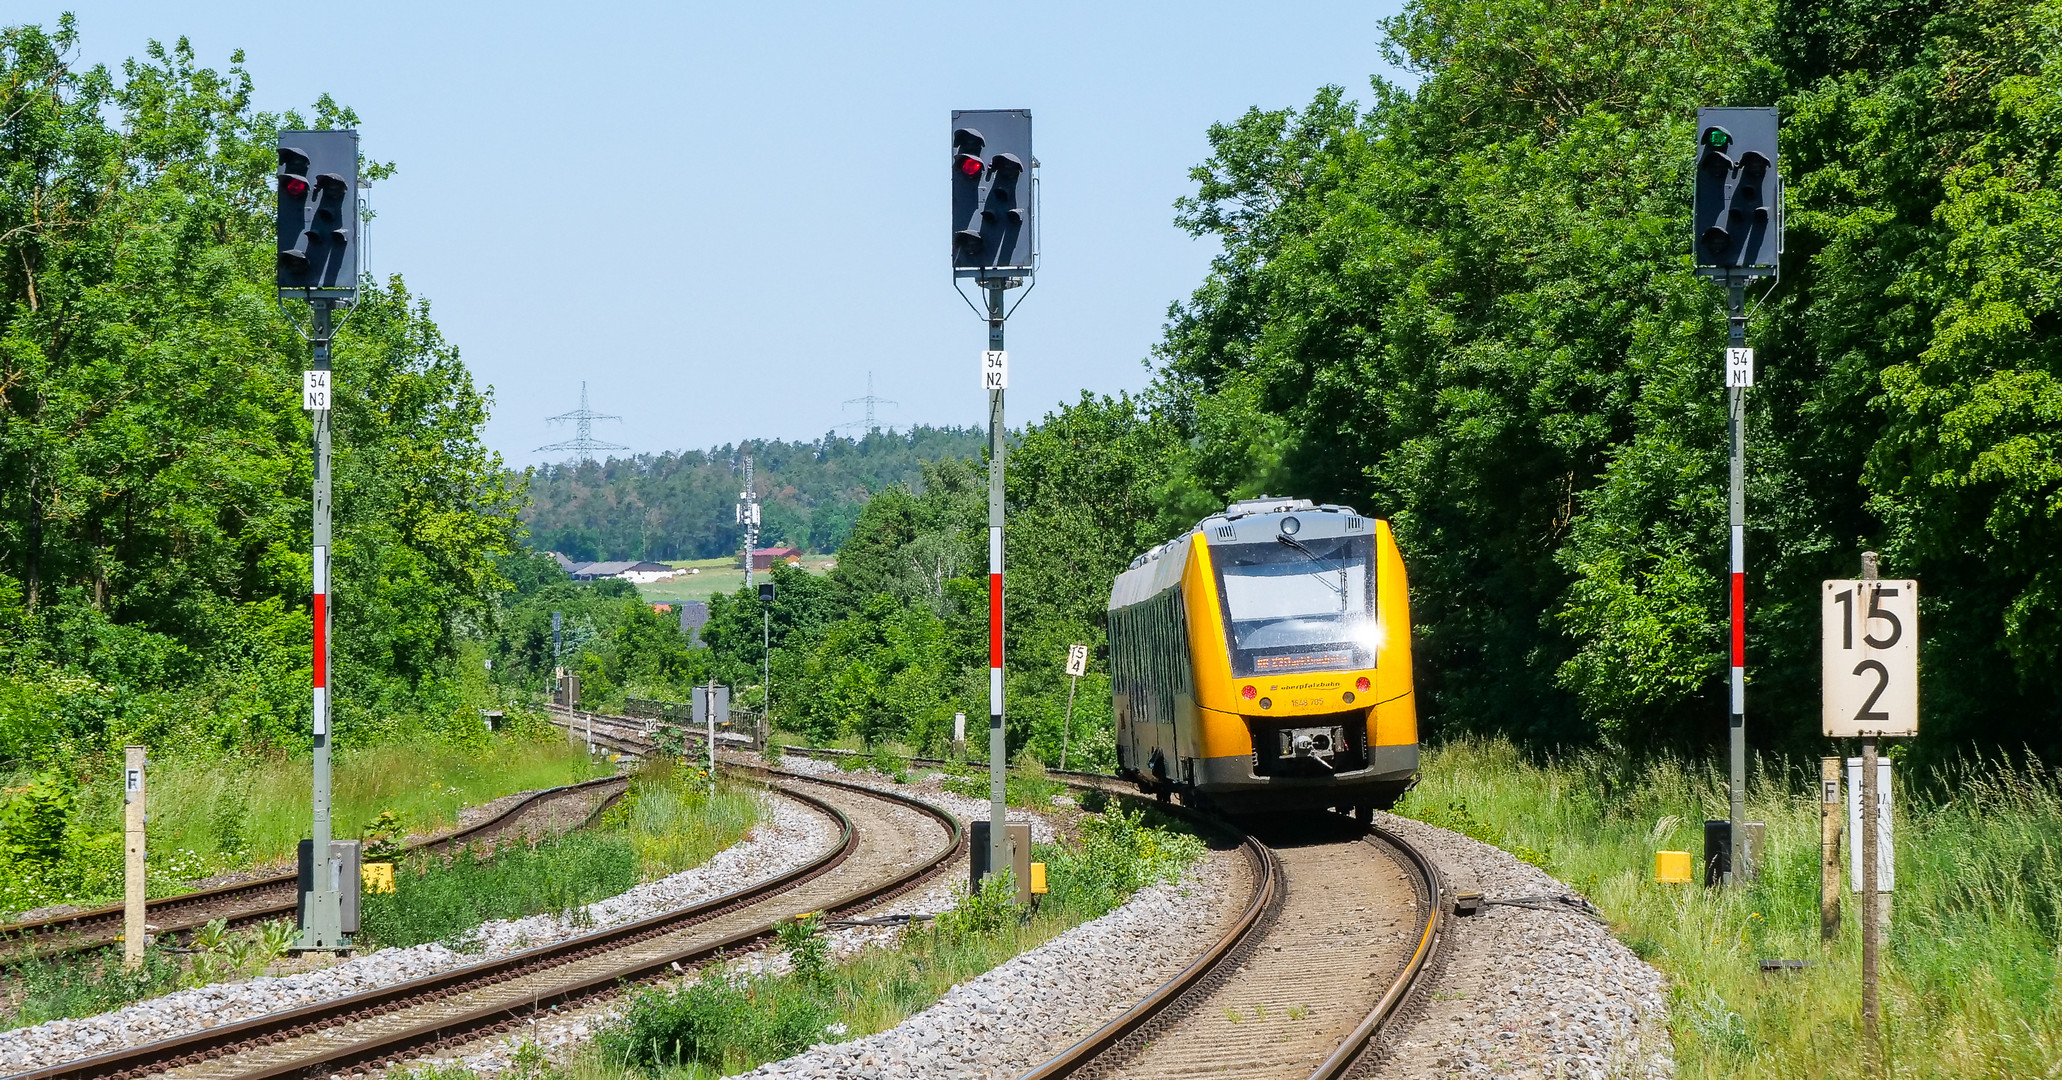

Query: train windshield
1212;534;1377;677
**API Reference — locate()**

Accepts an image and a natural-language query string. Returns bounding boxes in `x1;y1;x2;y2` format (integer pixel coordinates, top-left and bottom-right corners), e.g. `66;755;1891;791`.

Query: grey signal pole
300;298;346;949
985;281;1009;889
1726;279;1747;884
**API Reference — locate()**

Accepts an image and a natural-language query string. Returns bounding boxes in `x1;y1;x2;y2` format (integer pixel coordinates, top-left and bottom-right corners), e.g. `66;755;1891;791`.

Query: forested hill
520;426;988;561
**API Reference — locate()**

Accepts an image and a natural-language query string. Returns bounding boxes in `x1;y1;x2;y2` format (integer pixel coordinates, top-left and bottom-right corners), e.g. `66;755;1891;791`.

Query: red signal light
282;177;308;197
958;156;983;177
1355;677;1370;692
1241;685;1257;700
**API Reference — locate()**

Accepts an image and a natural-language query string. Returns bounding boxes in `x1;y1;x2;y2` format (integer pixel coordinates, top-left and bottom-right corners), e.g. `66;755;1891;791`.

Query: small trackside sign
304;370;332;410
981;350;1008;391
1065;643;1088;678
1726;348;1754;387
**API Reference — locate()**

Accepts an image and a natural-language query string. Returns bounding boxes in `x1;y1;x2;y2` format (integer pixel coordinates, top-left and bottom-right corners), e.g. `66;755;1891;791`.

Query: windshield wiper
1276;534;1346;598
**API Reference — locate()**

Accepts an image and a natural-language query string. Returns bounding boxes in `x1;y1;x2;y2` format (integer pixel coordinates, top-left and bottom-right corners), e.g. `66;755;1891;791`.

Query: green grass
601;758;762;879
359;759;760;951
633;557;834;605
0;948;187;1029
1394;737;2062;1080
1;761;761;1030
391;803;1206;1080
1;918;300;1031
358;833;640;950
0;730;611;919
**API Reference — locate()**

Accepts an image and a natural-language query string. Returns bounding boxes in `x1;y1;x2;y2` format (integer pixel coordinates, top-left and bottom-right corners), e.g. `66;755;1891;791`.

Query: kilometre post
123;745;145;968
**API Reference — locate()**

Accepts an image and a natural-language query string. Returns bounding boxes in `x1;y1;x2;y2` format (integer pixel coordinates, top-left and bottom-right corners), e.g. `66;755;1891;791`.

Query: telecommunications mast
736;449;761;589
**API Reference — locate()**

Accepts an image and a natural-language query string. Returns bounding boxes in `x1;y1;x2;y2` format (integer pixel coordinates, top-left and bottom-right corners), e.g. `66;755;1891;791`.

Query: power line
537;382;629;461
839;371;898;434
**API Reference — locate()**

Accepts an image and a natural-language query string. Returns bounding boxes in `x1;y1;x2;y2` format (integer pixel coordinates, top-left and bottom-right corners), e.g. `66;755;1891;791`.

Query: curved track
1022;810;1442;1080
560;719;1448;1078
0;775;629;964
5;771;960;1080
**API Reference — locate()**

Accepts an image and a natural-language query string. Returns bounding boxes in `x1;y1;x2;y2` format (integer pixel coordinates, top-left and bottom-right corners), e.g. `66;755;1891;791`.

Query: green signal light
1705;128;1732;149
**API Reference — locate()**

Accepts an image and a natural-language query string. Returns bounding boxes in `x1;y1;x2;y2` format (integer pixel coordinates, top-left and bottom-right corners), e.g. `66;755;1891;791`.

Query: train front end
1182;500;1417;813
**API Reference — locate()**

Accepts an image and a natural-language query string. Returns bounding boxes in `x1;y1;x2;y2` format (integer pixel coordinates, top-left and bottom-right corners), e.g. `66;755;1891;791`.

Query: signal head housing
1692;107;1779;278
950;109;1034;280
276;130;359;296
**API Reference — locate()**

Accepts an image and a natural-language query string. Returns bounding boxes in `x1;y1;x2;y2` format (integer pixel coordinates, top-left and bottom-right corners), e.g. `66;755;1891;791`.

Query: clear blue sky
50;2;1412;469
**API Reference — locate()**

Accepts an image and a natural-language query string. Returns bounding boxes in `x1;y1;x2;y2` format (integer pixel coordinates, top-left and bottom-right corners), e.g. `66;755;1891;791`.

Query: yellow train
1107;497;1418;816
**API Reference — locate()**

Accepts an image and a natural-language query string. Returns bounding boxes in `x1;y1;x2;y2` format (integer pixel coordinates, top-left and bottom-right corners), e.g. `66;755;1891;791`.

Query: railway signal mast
951;110;1037;889
1692;107;1780;886
279;129;360;950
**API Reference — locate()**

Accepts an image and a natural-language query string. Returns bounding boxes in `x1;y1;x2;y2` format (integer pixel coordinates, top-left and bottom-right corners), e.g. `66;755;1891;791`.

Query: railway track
0;775;630;964
1020;810;1442;1080
562;711;1447;1078
6;770;960;1080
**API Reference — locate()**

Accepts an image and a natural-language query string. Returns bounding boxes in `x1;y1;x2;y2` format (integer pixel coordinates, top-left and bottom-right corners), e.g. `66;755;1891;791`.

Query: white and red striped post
299;298;347;948
984;281;1009;888
1725;279;1748;884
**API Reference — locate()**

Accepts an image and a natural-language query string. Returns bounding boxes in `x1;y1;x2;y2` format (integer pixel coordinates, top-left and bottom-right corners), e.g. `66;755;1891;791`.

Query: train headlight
1259;697;1273;710
1279;516;1300;536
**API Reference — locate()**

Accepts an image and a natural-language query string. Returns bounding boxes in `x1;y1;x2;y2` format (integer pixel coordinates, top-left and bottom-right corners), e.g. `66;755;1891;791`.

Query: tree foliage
1145;0;2062;760
520;427;988;562
0;20;520;761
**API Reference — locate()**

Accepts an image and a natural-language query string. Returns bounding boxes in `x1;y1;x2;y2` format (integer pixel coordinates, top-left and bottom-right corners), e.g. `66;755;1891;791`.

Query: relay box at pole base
297;838;363;937
968;820;1031;905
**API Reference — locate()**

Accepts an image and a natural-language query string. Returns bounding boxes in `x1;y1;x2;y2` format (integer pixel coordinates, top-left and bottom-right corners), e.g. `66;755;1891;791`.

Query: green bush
1042;804;1204;918
932;871;1024;941
774;910;829;987
0;772;73;866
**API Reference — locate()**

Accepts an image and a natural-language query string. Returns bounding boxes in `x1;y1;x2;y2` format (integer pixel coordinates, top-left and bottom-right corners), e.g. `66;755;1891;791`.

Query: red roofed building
748;547;802;571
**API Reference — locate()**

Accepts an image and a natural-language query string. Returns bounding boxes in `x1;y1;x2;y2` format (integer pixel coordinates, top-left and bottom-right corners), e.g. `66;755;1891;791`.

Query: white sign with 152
1821;579;1918;737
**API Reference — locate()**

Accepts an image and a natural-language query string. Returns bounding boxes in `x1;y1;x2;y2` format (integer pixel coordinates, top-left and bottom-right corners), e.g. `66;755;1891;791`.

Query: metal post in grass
123;745;145;968
1061;644;1087;772
1821;755;1841;942
1861;731;1880;1072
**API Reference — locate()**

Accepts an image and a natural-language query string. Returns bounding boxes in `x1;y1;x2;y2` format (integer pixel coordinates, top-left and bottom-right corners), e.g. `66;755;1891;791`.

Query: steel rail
1016;808;1443;1080
5;771;959;1080
0;774;629;963
536;721;1446;1076
1306;818;1445;1079
1017;807;1277;1080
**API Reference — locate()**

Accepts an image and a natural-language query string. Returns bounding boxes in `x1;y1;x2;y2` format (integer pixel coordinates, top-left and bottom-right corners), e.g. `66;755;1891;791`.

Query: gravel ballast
0;792;836;1074
402;762;1675;1080
1368;811;1674;1080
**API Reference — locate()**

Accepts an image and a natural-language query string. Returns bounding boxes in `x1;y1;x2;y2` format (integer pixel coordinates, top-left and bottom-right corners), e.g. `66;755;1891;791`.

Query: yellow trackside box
1029;862;1048;895
362;861;396;894
1654;851;1694;884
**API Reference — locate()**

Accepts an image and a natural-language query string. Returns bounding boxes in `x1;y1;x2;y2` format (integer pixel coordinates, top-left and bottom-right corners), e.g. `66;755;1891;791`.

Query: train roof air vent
1216;525;1236;540
1347;516;1366;531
